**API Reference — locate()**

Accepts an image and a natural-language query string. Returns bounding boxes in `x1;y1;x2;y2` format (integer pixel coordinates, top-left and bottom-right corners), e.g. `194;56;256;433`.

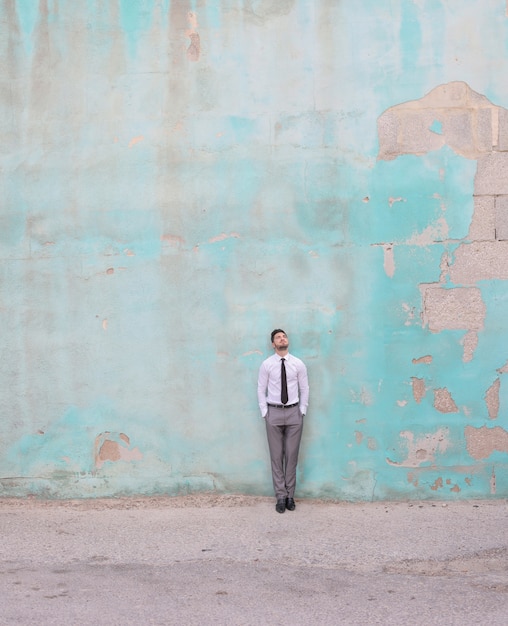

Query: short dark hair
271;328;286;343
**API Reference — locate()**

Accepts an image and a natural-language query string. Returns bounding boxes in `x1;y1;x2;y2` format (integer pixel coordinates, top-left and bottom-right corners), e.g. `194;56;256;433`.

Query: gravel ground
0;495;507;625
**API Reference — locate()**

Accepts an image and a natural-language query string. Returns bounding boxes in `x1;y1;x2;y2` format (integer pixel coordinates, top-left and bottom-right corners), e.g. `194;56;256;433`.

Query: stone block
468;195;495;241
476;107;493;153
377;110;400;160
449;241;508;283
497;108;508;152
420;285;486;332
495;195;508;240
474;153;508;195
398;110;444;155
441;110;474;158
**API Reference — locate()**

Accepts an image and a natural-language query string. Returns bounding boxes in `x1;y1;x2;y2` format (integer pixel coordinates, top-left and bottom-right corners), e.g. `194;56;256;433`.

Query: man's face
272;332;289;351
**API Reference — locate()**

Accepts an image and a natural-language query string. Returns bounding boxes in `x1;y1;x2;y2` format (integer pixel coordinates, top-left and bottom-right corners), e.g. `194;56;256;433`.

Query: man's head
271;329;289;353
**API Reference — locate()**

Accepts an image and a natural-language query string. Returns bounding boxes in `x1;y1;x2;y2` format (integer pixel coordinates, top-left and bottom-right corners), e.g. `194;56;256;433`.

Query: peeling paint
419;285;486;360
387;428;450;467
433;388;459;414
95;432;143;470
402;303;416;326
367;437;377;450
407;472;418;487
350;387;374;406
2;4;508;501
405;217;449;246
412;355;432;365
411;377;426;404
465;425;508;460
420;285;486;333
461;330;479;364
430;477;443;491
383;244;395;278
485;378;500;419
388;197;405;208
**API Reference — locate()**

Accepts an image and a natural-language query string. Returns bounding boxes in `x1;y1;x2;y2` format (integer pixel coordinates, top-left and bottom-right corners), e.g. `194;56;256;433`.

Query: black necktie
281;358;288;405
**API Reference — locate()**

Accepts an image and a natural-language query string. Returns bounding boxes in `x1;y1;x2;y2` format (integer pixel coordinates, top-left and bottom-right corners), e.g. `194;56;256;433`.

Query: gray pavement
0;495;507;625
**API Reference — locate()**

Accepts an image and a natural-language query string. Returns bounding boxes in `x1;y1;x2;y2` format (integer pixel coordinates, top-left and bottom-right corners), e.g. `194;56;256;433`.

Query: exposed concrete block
495;195;508;240
398;111;444;155
497;108;508;151
377;82;504;160
377;110;400;160
475;153;508;195
449;241;508;283
441;111;474;156
420;285;485;332
476;107;494;153
468;195;495;241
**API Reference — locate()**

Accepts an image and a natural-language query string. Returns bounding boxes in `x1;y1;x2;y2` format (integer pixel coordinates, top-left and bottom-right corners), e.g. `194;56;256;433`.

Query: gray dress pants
265;405;304;499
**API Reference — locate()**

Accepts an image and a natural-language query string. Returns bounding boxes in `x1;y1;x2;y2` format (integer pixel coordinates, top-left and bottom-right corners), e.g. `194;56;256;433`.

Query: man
257;329;309;513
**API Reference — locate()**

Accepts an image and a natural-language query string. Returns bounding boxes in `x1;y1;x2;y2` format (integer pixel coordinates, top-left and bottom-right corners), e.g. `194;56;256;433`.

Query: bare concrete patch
411;377;426;403
465;425;508;460
433;387;459;413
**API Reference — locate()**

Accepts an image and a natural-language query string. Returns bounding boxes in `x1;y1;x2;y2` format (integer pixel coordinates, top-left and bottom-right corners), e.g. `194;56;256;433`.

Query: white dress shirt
257;352;309;417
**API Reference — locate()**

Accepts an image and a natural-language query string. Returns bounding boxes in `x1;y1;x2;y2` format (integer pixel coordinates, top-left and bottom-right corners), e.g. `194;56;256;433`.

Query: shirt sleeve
297;360;309;414
257;361;269;417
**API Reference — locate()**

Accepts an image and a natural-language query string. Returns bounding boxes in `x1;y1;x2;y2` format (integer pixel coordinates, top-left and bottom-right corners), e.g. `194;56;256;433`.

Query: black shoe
276;498;286;513
286;497;296;511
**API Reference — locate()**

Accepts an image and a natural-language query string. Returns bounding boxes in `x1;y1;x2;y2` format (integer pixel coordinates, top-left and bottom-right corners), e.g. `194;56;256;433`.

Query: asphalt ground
0;495;507;625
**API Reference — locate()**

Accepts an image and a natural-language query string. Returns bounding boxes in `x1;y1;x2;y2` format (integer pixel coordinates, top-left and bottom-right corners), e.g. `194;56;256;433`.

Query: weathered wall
1;0;508;500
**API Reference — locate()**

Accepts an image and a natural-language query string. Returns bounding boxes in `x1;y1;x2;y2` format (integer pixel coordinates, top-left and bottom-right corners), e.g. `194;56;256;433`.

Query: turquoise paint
401;6;433;87
430;120;443;134
14;0;38;53
1;0;508;500
119;0;155;54
364;150;476;244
